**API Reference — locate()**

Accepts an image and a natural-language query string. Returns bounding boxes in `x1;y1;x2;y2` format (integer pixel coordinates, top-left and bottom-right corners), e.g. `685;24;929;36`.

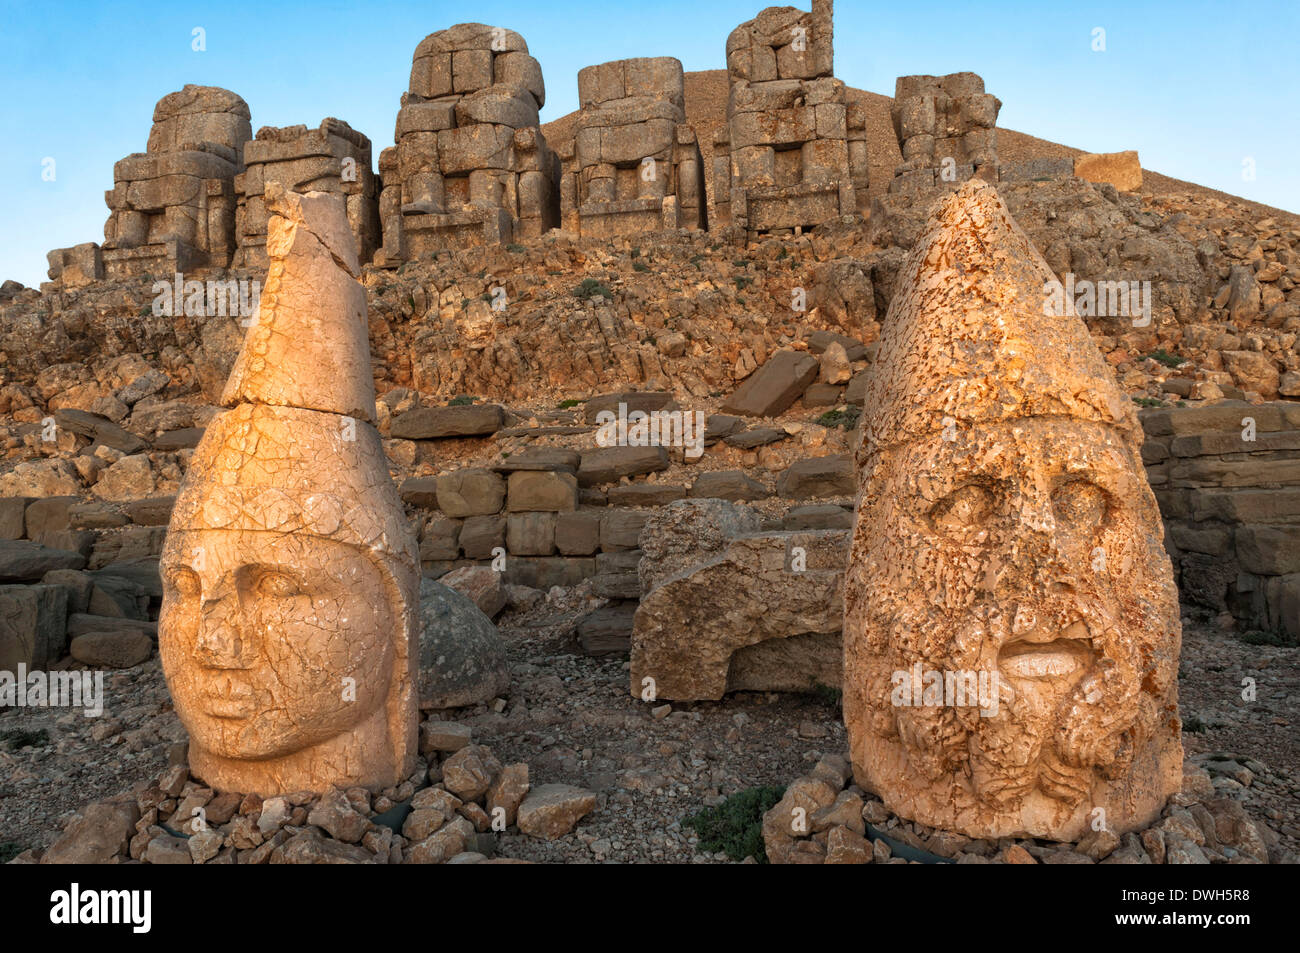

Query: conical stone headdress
172;183;415;563
163;183;419;792
858;179;1140;465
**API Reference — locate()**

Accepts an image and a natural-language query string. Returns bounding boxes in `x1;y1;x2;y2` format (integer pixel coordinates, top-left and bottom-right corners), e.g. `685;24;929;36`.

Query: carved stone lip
200;675;255;718
202;698;254;719
998;635;1093;679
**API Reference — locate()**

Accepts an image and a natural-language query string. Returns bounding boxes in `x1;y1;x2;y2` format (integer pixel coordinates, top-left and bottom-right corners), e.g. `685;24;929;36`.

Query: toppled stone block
630;529;848;700
720;348;818;417
577;445;670;486
516;784;597;839
0;584;70;670
391;403;505;439
776;454;854;498
1074;150;1142;192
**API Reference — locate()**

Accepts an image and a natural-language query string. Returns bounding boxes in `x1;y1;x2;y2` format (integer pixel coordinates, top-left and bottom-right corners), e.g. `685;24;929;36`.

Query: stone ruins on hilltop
375;23;560;262
888;72;1001;193
102;86;251;281
712;0;869;236
233;119;381;270
42;2;1129;285
559;58;707;237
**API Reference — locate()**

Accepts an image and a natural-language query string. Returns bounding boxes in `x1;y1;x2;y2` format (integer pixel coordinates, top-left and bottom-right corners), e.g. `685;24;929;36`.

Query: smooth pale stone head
161;187;418;796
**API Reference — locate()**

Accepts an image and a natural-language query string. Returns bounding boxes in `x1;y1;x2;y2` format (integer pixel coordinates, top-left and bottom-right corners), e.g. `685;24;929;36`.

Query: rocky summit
1;0;1297;875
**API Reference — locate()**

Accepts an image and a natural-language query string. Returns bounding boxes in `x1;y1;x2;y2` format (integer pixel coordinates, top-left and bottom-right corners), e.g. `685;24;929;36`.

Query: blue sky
2;0;1296;288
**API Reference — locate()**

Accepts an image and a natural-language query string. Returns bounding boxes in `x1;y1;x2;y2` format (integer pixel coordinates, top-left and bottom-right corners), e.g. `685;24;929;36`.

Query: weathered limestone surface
843;180;1182;841
159;185;420;795
376;23;560;261
234;119;380;269
1074;150;1143;192
631;499;845;700
712;1;866;235
99;86;252;280
1143;400;1300;639
888;72;1001;194
559;57;706;237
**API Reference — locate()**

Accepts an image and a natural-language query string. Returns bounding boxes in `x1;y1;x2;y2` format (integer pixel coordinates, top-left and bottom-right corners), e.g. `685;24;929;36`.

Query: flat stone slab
577;446;669;486
391;404;505;439
720;349;818;418
0;539;87;581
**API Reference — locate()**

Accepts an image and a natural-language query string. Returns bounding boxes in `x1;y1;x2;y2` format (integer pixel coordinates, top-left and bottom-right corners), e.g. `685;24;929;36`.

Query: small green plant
816;406;862;430
1;728;48;751
683;786;786;863
574;277;613;301
689;254;704;268
633;260;651;273
0;843;24;864
505;243;526;253
1238;628;1295;647
557;398;582;409
733;275;751;290
1182;714;1207;734
1133;396;1164;408
447;395;477;406
630;247;641;258
811;682;842;705
1147;349;1186;368
732;258;749;268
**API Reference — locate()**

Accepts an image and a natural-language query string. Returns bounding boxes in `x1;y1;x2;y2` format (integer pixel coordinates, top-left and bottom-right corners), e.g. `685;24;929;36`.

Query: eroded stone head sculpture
844;180;1182;840
160;183;420;795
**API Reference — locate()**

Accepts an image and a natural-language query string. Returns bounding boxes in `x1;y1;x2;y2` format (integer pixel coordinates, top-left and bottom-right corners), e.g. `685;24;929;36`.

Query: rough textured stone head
160;187;419;796
843;180;1182;840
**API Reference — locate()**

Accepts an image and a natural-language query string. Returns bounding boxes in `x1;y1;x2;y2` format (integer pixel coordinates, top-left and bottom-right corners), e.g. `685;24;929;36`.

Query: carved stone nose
196;594;250;668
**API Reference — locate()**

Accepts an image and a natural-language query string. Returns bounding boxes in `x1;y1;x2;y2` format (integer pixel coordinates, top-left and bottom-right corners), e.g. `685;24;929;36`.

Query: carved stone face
159;529;395;762
844;417;1181;838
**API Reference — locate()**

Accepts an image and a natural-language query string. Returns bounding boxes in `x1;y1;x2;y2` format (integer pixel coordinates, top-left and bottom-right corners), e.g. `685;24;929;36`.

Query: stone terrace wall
1143;401;1300;639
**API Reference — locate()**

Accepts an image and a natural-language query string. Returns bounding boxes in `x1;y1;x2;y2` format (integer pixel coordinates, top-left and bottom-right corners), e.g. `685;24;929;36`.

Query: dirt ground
1;587;1295;863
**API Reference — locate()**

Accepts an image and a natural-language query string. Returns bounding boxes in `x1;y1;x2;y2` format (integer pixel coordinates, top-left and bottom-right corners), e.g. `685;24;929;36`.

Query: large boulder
418;577;509;709
0;584;70;669
0;540;87;581
637;499;762;596
630;530;848;701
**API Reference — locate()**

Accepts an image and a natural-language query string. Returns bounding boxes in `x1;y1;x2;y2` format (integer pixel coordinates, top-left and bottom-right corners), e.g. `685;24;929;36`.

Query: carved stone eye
168;567;202;599
254;570;300;598
1051;480;1108;529
929;484;996;536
